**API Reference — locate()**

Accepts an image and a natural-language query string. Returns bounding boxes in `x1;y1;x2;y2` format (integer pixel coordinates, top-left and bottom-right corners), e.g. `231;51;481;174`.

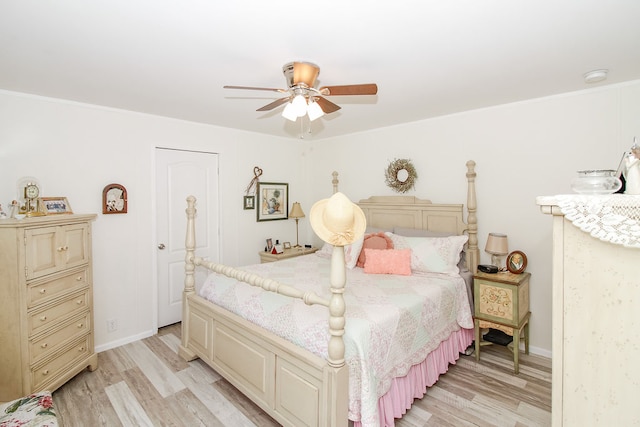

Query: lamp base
491;254;505;269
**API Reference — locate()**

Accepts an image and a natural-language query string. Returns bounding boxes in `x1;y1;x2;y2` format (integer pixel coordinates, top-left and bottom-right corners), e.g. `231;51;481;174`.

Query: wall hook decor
385;158;418;193
102;183;127;214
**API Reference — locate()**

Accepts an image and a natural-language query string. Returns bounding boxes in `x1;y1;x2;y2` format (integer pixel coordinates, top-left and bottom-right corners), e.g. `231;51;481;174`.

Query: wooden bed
178;160;479;427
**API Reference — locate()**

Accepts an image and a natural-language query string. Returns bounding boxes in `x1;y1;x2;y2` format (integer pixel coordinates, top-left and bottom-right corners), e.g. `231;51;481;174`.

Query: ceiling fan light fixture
307;100;324;121
292;94;307;117
281;102;298;121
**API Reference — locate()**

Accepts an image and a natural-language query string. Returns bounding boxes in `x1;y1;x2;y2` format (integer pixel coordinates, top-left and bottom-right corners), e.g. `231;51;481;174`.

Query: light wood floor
53;324;551;426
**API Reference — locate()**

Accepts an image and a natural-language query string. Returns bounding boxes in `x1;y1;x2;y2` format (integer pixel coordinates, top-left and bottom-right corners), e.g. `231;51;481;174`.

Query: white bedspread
198;253;473;426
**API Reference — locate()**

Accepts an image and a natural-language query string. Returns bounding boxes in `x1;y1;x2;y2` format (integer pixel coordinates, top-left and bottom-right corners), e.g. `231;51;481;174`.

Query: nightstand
473;271;530;374
258;247;319;263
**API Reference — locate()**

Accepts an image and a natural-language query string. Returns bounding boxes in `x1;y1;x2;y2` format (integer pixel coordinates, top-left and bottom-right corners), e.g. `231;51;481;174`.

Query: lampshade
307;100;325;121
485;233;508;255
289;202;305;219
282;102;298;121
291;95;307;117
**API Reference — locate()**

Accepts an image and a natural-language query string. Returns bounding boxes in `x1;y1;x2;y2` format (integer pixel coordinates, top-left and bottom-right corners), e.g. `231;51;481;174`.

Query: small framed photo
41;197;73;215
102;183;127;214
283;241;291;250
257;182;288;222
266;238;273;252
243;195;255;210
506;250;528;274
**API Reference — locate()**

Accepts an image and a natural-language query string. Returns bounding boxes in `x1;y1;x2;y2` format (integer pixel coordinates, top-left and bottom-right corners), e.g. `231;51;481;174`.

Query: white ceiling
2;1;640;140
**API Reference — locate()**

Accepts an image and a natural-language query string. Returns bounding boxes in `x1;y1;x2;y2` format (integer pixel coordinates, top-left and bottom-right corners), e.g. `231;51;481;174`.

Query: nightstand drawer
474;272;530;328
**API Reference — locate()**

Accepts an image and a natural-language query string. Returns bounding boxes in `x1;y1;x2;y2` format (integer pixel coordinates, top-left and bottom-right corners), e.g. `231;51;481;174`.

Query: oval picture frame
506;250;527;274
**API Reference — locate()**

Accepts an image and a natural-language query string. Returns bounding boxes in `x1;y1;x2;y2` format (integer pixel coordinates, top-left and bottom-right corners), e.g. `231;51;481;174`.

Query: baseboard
95;330;155;353
527;345;552;359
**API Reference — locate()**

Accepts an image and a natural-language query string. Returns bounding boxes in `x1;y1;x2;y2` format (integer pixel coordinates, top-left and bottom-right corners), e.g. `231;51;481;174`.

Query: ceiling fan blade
315;96;341;114
256;97;291;112
319;83;378;96
224;85;286;93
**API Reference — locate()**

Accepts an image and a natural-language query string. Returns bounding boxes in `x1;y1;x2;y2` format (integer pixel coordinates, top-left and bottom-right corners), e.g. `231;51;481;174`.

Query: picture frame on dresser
506;250;527;274
102;183;127;214
40;197;73;215
256;182;288;221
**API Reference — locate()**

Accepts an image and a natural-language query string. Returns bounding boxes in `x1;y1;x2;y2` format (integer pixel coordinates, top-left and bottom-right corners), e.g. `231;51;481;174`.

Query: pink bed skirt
353;327;474;427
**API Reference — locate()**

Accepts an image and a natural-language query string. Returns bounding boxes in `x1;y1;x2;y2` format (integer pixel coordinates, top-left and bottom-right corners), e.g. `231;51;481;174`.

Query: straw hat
310;192;366;246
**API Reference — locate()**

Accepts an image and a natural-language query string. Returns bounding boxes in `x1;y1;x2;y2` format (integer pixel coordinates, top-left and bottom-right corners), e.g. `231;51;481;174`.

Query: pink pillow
363;248;411;275
356;232;394;268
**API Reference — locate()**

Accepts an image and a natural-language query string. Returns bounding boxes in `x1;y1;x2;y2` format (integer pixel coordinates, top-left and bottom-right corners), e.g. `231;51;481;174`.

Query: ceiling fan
223;61;378;122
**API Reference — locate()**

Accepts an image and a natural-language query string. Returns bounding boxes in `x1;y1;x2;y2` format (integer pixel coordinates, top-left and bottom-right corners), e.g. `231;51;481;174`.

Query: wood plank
53;324;551;426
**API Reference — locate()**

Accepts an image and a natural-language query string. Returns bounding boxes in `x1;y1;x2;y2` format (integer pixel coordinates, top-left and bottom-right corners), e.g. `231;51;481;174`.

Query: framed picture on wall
102;183;128;214
257;182;288;221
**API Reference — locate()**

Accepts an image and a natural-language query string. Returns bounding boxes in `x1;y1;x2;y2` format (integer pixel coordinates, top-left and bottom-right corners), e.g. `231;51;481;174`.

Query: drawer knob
76;300;83;305
42;369;49;376
78;346;85;352
39;316;47;321
41;343;48;348
57;246;69;252
39;289;47;294
77;323;84;328
76;276;83;281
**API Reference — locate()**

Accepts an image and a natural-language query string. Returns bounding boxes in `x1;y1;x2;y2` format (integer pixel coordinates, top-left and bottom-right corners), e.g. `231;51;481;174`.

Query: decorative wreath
385;158;418;193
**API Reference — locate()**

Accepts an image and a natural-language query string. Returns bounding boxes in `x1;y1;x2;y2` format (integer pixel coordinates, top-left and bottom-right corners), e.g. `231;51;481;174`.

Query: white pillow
387;232;468;275
315;235;364;269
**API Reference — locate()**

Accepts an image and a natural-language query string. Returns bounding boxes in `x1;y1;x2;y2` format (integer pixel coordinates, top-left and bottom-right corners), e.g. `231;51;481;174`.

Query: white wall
2;81;639;357
0;90;307;350
306;80;640;357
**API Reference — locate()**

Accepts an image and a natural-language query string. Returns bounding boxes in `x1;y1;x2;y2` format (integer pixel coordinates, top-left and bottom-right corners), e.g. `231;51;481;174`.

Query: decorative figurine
623;137;640;195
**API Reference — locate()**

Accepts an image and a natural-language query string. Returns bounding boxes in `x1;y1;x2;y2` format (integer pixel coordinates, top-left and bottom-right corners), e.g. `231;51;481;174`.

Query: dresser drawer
31;335;91;390
30;311;91;363
27;268;89;308
28;289;89;336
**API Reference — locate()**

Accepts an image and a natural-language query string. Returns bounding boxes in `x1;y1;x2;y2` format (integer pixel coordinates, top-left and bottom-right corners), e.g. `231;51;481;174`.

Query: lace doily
555;194;640;249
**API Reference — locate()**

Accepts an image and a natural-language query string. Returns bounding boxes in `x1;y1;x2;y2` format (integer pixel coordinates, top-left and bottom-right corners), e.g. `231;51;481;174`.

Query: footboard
178;196;349;427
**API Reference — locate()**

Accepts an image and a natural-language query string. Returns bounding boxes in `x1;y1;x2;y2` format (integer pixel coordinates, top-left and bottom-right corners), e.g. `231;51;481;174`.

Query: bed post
325;245;349;427
465;160;479;273
179;195;198;361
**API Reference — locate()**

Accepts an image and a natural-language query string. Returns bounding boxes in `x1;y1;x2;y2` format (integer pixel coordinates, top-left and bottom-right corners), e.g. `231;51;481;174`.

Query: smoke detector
584;69;608;84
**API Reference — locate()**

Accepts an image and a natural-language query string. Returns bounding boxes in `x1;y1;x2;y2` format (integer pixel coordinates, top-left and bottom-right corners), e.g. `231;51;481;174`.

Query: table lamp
485;232;508;268
289;202;305;248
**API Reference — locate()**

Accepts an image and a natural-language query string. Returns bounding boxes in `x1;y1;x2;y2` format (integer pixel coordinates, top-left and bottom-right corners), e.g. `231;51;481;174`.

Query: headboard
355;160;479;273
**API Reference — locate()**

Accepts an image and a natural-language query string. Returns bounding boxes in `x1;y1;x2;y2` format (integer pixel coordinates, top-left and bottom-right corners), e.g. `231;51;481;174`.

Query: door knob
158;243;166;250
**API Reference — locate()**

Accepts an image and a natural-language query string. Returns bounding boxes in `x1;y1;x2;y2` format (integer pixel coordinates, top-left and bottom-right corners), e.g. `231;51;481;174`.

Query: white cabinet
0;214;97;402
538;196;640;426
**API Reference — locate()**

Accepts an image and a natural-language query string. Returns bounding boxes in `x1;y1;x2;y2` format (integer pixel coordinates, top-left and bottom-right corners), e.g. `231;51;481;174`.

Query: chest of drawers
0;214;97;402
